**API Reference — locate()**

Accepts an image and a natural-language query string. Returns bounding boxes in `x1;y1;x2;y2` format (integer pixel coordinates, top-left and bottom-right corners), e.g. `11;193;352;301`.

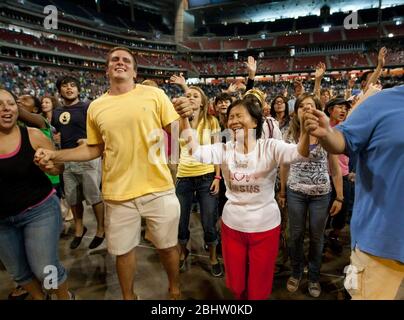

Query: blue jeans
287;188;331;282
176;173;218;245
0;194;67;287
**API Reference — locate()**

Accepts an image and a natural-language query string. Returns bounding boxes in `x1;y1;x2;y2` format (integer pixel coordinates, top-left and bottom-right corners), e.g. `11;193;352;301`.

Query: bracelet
335;197;344;203
214;176;222;180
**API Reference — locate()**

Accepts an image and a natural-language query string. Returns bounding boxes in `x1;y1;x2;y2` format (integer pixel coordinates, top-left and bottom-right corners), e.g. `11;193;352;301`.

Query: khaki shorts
345;247;404;300
104;189;180;255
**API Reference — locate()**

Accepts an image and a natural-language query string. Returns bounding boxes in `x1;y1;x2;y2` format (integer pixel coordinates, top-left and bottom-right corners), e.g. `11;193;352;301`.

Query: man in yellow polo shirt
35;47;184;300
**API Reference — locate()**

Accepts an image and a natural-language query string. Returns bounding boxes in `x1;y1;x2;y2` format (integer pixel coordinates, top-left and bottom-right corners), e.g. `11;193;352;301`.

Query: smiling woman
174;96;310;300
0;89;72;300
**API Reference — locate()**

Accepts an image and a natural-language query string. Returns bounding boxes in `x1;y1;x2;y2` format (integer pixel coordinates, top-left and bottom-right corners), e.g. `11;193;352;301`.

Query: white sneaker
308;281;321;298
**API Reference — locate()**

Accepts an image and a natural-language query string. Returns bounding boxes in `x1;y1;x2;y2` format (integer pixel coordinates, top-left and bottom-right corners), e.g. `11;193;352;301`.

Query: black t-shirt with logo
52;101;89;149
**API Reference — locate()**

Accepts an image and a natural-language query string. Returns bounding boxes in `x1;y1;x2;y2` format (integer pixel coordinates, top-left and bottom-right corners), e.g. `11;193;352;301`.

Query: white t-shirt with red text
194;139;305;233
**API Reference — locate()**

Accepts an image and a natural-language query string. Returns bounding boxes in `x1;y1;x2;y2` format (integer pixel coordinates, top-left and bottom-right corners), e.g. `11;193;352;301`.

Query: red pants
221;222;280;300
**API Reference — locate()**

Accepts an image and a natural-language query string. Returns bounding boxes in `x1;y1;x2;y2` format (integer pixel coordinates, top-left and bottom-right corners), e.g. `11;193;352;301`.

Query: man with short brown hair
36;47;183;300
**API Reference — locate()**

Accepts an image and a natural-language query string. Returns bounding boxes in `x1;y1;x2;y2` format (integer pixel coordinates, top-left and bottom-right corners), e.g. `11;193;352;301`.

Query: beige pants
345;247;404;300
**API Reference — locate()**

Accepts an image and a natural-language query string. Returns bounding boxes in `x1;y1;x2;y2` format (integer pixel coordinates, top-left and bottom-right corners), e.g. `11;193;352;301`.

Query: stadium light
388;33;394;38
322;24;331;32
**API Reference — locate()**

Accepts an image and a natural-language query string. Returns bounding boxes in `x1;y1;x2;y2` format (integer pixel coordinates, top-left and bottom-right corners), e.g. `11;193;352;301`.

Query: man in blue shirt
303;85;404;299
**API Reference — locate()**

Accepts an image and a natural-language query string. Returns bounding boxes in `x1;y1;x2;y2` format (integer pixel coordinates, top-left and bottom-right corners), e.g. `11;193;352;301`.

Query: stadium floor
0;205;352;300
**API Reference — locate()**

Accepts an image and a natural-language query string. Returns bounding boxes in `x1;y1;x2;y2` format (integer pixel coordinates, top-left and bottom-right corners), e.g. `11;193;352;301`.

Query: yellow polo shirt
87;84;179;201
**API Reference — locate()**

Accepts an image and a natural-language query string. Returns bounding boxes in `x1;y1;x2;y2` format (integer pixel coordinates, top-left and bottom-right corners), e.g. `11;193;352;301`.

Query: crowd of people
0;46;403;301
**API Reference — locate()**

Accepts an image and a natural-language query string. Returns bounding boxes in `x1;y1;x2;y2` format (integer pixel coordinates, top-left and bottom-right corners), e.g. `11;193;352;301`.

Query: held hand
303;109;331;138
210;179;220;195
34;148;55;165
300;109;310;135
329;200;342;216
377;47;387;68
173;97;194;119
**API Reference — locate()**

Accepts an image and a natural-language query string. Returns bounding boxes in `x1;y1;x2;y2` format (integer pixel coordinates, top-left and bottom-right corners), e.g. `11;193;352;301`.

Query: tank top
0;126;53;218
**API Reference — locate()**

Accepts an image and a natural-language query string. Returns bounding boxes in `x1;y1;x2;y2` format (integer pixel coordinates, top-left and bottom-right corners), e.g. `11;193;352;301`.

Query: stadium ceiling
117;0;176;14
187;0;287;11
188;0;404;24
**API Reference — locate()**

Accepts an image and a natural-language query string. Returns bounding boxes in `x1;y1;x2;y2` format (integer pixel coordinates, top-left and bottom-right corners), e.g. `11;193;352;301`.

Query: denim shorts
63;158;102;206
0;194;67;287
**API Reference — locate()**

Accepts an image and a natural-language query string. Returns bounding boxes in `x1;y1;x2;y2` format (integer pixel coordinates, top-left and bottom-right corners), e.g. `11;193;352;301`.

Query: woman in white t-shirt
175;96;310;300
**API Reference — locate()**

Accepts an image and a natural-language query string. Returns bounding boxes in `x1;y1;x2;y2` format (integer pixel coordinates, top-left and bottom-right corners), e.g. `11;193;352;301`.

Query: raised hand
170;72;186;86
363;82;382;96
314;62;326;79
227;82;238;93
244;56;257;79
377;47;387;68
347;78;356;89
293;78;305;96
